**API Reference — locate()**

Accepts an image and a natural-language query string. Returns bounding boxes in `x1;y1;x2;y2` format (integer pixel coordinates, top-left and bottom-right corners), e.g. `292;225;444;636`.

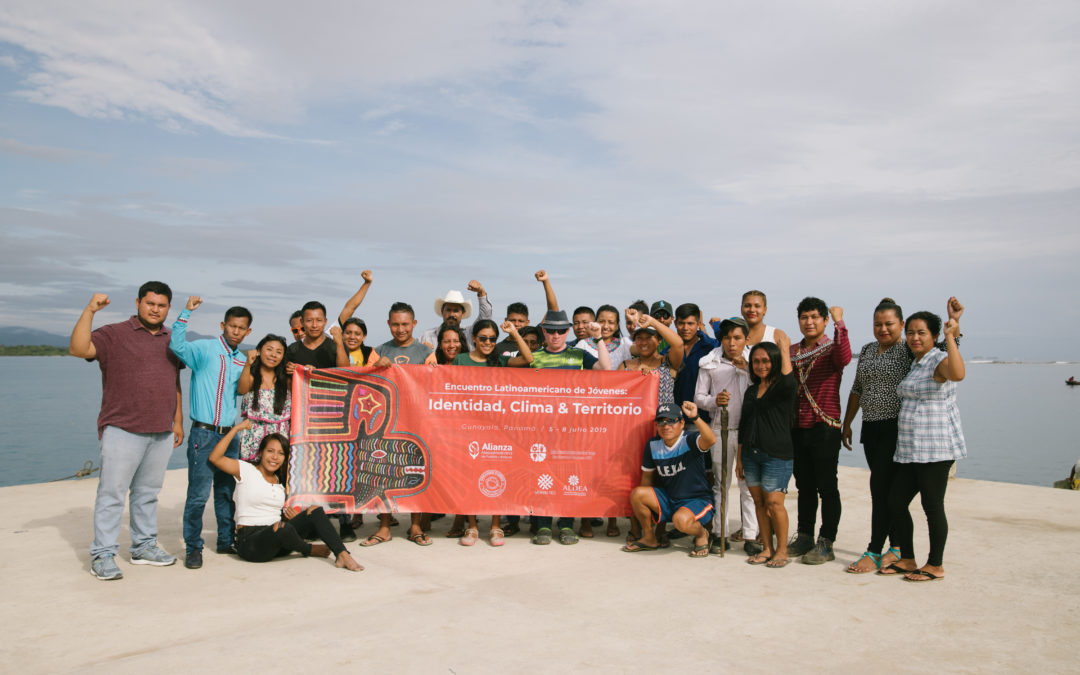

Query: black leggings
792;423;842;541
236;507;347;563
861;419;899;554
889;461;953;566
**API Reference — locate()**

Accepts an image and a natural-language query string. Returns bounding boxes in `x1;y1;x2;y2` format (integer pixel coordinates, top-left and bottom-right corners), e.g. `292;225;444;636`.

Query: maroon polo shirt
90;315;183;438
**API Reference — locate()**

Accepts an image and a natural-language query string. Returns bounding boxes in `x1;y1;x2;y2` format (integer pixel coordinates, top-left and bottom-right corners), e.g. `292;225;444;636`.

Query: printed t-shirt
234;460;285;527
376;340;433;364
529;346;597;370
286;338;337;369
641;431;710;501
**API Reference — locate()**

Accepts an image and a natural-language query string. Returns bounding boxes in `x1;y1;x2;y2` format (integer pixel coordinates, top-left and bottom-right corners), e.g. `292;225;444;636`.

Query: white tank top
742;324;776;360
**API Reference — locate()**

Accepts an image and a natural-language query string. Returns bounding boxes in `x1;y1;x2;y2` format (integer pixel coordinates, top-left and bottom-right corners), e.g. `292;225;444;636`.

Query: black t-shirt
286;337;337;369
740;372;797;460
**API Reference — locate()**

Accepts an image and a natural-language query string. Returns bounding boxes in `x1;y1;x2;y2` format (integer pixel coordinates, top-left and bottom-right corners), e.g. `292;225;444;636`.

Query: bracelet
686;415;699;423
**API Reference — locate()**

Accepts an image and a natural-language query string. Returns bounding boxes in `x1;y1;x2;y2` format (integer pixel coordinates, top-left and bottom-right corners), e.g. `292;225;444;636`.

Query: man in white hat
418;280;492;350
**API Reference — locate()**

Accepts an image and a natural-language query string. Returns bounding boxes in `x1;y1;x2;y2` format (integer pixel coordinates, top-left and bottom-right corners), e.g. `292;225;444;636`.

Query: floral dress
239;388;291;461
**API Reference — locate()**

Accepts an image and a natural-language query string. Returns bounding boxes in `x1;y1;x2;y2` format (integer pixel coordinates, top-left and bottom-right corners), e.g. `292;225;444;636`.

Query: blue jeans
91;426;174;559
183;425;239;554
741;447;793;494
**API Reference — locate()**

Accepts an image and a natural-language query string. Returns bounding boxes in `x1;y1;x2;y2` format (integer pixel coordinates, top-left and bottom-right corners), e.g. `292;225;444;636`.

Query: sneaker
90;554;123;580
558;527;579;545
532;527;552;545
787;532;815;558
130;542;177;566
215;543;237;555
184;550;203;569
339;522;357;543
743;539;765;556
802;537;835;565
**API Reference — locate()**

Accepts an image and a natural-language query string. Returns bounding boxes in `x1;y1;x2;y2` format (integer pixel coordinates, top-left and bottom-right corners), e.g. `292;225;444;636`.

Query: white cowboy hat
434;290;473;319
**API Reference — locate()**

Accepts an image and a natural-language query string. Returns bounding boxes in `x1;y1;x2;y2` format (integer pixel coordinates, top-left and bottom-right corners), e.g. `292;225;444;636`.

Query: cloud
0;137;110;163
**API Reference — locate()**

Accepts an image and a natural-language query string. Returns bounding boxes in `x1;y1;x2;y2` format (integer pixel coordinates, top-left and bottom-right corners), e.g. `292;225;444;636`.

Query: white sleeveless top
742;324;777;360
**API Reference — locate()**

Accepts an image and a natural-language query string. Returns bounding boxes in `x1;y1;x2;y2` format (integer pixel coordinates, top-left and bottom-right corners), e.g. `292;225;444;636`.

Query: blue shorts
650;487;714;526
741;448;793;494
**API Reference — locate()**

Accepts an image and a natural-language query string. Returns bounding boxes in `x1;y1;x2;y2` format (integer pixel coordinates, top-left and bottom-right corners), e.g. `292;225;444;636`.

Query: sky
1;1;1078;360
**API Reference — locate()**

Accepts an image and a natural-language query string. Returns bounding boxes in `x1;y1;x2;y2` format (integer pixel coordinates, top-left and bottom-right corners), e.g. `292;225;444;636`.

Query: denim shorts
741;447;793;494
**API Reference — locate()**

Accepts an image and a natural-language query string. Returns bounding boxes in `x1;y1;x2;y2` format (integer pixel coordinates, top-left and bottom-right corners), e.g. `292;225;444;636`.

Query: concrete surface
1;466;1078;673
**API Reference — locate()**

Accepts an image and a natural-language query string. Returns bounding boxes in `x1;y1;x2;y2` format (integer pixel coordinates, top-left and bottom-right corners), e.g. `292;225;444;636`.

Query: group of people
73;270;967;585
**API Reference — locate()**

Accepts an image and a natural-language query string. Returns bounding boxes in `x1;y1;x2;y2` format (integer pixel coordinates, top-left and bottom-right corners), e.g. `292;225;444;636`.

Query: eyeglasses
655;419;678;426
544;328;569;335
476;335;497;343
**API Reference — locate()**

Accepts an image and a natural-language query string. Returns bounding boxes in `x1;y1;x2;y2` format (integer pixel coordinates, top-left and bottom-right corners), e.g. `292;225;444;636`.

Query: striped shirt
895;348;967;463
790;322;851;429
170;309;247;427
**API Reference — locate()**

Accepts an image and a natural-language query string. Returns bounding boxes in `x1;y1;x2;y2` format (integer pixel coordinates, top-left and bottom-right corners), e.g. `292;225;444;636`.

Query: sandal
445;527;466;539
459;528;478;547
689;544;709;558
877;562;915;576
729;528;745;542
360;534;389;547
407;530;433;546
489;528;505;547
746;552;771;565
766;556;790;568
621;540;659;553
904;569;944;582
846;551;882;574
606;521;620;537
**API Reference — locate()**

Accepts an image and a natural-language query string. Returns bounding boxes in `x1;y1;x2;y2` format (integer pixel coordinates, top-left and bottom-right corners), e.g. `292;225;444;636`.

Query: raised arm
535;270;558;311
587;322;611;371
829;306;852;367
777;331;793;376
468;280;492;320
934;319;965;383
502;321;533;365
337;270;373;326
208;420;251;478
169;296;204;367
237;349;257;394
330;325;350;367
643;312;685;370
70;293;110;359
683;401;716;449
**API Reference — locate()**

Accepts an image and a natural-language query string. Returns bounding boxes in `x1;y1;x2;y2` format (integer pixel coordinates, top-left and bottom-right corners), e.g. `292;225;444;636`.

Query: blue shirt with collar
673;330;719;424
169;308;247;428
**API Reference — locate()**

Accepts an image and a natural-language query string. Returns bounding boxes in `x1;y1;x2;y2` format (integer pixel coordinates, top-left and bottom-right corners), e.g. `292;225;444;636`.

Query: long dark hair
251;433;290;485
435;323;469;365
341;317;372;364
748;342;783;385
471;319;501;366
250;334;289;416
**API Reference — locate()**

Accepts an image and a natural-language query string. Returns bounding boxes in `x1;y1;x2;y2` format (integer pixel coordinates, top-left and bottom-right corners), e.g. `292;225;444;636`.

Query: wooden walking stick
719;402;729;558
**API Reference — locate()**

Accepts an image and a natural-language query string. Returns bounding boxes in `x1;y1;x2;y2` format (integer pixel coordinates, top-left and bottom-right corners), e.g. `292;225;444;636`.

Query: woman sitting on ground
445;319;534;546
883;310;966;582
209;420;363;571
737;333;797;568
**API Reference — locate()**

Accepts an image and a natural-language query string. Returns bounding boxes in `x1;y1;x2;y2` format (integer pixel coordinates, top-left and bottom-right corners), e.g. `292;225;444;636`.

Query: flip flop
407;531;433;546
621;541;660;553
746;552;771;565
359;534;389;547
688;544;709;558
766;557;790;568
606;523;621;537
877;563;914;576
903;569;944;582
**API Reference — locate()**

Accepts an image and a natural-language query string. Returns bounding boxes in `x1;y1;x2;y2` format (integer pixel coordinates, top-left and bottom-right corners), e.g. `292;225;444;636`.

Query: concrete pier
1;466;1077;673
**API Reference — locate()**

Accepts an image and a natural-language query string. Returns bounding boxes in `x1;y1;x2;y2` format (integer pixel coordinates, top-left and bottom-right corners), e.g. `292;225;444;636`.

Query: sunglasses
655;419;678;426
544;328;569;335
476;335;497;343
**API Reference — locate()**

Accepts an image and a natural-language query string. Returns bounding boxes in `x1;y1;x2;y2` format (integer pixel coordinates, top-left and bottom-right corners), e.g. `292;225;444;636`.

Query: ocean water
0;357;1077;488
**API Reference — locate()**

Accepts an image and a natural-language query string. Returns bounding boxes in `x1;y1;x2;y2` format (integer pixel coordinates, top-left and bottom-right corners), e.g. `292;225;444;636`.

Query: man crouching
623;401;717;558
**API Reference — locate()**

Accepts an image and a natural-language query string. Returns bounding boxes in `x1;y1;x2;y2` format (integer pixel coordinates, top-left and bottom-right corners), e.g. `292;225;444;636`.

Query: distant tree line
0;345;71;356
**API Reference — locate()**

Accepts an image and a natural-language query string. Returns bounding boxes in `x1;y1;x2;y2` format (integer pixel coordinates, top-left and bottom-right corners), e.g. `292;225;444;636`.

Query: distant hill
0;326;253;351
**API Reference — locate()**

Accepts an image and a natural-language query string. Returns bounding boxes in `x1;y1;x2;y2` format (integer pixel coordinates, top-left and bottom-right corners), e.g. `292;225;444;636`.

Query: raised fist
947;297;964;322
586;321;602;339
467;280;484;294
500;320;518;336
829;306;843;323
534;270;548;283
361;270;373;283
681;401;699;418
186;296;203;311
86;294;110;313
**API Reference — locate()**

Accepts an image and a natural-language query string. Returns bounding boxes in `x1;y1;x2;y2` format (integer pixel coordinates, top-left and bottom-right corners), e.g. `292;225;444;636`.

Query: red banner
285;365;659;517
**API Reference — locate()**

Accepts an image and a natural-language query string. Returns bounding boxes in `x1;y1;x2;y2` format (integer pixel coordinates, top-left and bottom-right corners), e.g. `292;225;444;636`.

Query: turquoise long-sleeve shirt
169;308;247;428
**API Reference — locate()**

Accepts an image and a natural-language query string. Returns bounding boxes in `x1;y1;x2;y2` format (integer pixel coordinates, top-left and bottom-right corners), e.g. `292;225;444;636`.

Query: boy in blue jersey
623;401;717;557
170;296;252;569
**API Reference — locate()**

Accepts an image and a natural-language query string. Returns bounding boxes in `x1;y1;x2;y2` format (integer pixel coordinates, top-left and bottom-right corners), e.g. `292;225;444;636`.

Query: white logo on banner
468;441;480;459
478;470;507;498
530;443;547;462
537;474;554;490
568;474;580;486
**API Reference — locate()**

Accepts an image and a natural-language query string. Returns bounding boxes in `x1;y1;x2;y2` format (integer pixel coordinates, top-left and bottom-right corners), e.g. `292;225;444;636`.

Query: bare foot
335;551;364;571
606;519;620;537
309;544;331;558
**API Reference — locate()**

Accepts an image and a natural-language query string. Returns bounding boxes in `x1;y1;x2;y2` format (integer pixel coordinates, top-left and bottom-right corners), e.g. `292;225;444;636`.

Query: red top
90;316;182;438
789;321;851;429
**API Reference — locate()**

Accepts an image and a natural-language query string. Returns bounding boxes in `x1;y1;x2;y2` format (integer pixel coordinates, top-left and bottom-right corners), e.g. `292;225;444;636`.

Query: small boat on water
1068;377;1080;386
